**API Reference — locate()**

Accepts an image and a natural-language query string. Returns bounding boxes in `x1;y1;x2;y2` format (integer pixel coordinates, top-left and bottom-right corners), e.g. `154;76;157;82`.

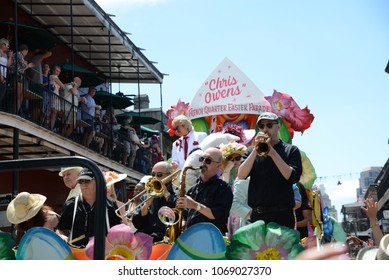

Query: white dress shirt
171;130;207;169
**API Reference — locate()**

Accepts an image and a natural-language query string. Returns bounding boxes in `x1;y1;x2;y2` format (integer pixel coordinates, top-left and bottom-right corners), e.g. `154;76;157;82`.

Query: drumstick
69;234;86;244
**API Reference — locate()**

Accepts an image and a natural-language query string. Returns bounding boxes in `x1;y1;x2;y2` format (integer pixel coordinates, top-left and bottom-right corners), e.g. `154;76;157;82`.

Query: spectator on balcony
150;134;163;166
41;63;51;126
119;115;140;168
26;48;52;123
81;86;101;148
101;106;118;158
0;38;13;108
134;139;151;174
49;66;66;130
9;44;34;113
62;76;85;137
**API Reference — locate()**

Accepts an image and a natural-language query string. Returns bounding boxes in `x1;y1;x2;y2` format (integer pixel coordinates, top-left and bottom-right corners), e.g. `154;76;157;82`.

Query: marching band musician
176;147;233;235
237;112;302;229
132;161;177;243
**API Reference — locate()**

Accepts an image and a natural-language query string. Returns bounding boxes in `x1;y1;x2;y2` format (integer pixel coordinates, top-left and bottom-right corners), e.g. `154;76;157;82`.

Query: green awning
141;125;159;134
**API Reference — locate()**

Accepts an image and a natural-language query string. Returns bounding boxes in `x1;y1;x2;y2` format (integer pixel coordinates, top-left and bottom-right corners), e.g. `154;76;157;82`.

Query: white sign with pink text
189;57;270;119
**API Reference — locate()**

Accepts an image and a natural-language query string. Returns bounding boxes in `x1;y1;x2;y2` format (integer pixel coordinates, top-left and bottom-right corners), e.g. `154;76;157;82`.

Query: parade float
0;58;347;261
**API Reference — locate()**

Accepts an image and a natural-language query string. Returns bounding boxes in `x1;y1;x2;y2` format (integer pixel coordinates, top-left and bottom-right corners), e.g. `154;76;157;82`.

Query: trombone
115;169;181;219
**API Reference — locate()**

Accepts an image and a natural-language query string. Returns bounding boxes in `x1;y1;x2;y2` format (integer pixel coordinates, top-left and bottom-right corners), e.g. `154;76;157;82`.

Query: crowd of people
0;40;164;171
1;40;386;260
4;112;387;261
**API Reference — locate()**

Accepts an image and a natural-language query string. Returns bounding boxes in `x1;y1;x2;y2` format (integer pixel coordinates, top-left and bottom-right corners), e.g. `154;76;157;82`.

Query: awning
92;90;134;109
0;21;61;50
58;63;106;87
141;125;160;136
11;0;164;84
116;111;160;125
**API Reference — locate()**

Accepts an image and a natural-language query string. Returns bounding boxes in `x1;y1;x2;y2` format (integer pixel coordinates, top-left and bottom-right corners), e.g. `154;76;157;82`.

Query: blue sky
95;0;389;211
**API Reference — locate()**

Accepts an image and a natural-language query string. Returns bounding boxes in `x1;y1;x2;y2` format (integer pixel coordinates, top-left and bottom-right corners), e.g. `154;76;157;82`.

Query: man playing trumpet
237;112;302;229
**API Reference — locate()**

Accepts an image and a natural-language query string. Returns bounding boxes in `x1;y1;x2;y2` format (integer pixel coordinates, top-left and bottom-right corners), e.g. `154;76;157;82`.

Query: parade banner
189;57;270;119
188;58;270;135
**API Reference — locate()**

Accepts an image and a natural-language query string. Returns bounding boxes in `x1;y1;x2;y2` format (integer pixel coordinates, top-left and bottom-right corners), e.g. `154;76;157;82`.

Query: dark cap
256;112;280;125
77;168;94;181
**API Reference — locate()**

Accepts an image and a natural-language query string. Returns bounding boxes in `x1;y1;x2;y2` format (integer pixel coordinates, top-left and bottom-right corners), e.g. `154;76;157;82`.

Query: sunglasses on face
258;122;278;130
174;126;181;132
151;172;168;178
227;155;242;162
199;156;220;164
3;43;9;47
78;179;93;184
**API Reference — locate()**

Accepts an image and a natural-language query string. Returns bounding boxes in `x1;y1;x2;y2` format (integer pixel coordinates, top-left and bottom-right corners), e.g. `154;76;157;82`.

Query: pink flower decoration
166;99;190;137
175;138;182;148
85;224;153;260
265;90;314;135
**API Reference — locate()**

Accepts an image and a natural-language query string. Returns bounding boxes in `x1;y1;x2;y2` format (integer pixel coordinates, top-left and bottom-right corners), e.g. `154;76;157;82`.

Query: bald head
200;147;222;181
73;77;82;87
151;161;174;180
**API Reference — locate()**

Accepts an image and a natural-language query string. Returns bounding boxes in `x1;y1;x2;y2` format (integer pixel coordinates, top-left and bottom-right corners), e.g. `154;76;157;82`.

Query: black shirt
185;175;233;235
57;195;122;247
295;183;312;238
242;140;302;209
132;183;176;242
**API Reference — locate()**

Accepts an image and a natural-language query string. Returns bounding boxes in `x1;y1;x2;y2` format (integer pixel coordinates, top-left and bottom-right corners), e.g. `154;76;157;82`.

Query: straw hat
356;234;389;260
58;166;83;177
6;192;46;224
220;142;247;160
103;171;127;186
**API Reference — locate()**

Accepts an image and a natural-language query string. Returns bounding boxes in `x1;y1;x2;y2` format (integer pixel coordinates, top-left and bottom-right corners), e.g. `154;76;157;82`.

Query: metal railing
0;69;151;171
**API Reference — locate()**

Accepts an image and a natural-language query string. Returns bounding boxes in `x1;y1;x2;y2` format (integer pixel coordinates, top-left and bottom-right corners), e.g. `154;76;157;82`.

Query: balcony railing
0;66;152;173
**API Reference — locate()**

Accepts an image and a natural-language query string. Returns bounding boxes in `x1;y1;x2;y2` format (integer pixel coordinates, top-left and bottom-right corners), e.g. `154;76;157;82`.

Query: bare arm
296;209;312;228
7;50;14;66
52;76;66;88
42;50;52;60
361;198;383;246
140;195;154;217
237;148;256;179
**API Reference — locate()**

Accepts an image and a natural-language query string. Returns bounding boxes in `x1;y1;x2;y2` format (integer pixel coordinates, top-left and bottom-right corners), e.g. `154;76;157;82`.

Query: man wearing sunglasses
237;112;302;229
176;147;233;235
132;161;177;242
171;115;207;169
56;168;122;247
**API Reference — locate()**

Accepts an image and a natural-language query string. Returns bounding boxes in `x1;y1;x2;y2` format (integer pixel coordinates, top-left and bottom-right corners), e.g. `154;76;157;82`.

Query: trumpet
115;169;181;219
255;133;271;156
